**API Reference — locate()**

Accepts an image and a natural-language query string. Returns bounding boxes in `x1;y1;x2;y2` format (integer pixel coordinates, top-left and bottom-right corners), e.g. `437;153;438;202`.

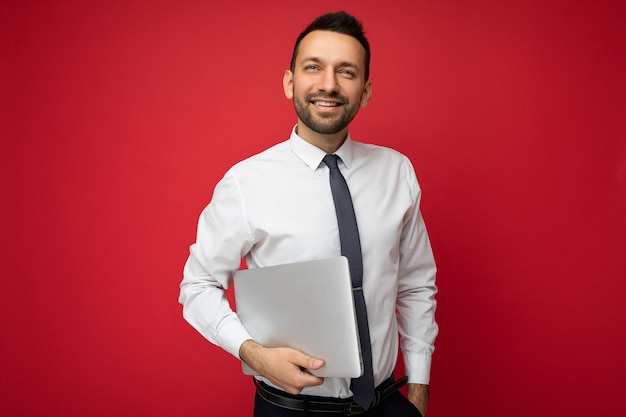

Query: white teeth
313;100;339;107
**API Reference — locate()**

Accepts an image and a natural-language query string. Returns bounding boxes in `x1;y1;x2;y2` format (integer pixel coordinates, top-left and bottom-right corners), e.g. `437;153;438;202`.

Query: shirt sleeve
178;170;255;358
396;157;439;385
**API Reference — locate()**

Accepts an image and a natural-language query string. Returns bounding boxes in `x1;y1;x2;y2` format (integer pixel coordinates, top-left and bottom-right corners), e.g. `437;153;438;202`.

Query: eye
304;65;321;71
339;69;356;78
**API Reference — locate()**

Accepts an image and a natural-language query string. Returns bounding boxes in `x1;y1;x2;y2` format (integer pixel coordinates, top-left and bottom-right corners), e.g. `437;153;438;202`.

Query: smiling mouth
311;100;341;107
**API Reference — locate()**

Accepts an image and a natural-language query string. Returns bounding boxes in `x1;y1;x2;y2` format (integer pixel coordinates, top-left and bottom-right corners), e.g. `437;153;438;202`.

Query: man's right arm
178;172;255;358
180;246;325;392
179;173;325;391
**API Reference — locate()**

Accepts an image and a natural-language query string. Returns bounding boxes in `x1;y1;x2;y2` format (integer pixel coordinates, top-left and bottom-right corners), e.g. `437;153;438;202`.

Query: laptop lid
233;256;363;378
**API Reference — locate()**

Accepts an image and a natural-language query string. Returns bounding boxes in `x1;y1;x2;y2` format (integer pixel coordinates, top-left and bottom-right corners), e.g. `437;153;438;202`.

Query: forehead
296;30;366;68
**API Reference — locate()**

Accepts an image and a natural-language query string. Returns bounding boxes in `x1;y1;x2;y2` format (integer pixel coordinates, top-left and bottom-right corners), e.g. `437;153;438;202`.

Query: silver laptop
233;256;363;378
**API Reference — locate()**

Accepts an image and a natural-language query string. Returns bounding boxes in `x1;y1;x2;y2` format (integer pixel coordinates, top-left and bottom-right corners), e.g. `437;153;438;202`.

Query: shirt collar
288;125;355;171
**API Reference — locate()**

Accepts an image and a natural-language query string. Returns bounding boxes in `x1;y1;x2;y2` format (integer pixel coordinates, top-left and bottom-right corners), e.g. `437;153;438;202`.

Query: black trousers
253;390;423;417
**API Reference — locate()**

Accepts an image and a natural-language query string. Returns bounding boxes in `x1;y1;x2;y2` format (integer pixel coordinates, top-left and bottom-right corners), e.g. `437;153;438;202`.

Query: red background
2;1;625;416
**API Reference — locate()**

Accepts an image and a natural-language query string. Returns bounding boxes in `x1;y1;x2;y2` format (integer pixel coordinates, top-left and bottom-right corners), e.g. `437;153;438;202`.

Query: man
179;11;438;417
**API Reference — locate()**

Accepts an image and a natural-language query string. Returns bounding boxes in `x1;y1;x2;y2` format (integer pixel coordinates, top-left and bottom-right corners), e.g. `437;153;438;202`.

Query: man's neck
295;123;348;154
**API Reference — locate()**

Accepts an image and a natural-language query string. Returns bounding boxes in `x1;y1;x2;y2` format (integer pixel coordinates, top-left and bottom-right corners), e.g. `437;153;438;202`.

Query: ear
283;70;294;99
359;80;372;108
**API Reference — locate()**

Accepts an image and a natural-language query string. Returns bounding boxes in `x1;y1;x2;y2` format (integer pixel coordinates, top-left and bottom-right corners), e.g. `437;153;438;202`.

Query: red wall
2;1;625;416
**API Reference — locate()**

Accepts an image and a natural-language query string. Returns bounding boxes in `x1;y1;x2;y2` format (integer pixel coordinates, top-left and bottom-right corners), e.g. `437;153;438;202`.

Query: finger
291;351;325;370
284;370;323;393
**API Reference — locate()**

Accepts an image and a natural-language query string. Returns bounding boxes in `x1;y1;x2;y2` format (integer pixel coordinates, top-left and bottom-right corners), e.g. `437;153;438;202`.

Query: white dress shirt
179;128;438;398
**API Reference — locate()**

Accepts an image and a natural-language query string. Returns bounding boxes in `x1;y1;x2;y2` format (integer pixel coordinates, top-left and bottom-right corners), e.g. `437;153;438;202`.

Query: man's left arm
407;383;429;416
396;158;438;415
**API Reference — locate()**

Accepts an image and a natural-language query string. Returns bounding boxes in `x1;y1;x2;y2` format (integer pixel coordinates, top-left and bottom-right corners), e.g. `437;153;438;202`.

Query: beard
293;92;360;135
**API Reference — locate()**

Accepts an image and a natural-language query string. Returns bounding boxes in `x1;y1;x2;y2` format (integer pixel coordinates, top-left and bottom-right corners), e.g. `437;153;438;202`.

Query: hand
407;383;429;417
239;339;325;395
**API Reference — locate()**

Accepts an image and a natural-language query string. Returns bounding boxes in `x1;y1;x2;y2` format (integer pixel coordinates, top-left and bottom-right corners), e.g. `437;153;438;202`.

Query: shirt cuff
403;352;432;385
216;317;254;359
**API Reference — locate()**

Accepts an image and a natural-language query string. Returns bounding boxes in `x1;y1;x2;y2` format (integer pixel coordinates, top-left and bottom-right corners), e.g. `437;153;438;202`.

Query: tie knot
323;154;340;170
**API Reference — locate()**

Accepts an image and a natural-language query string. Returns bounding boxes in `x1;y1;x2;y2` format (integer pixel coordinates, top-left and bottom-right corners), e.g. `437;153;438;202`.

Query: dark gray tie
322;154;375;410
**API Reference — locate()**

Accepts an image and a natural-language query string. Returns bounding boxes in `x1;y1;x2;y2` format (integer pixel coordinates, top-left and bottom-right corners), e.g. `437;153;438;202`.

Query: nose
318;69;339;93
